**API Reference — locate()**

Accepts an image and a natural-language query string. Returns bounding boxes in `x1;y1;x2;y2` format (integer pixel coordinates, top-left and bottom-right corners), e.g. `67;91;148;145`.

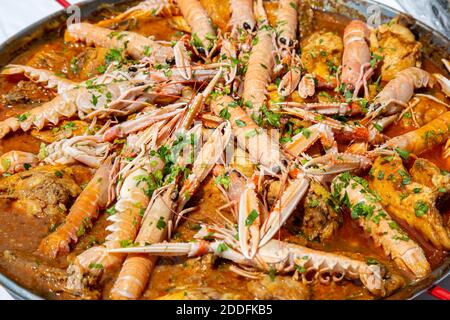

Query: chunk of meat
247;275;310;300
301;31;343;86
369;155;450;250
0;165;82;224
301;181;341;241
370;18;422;82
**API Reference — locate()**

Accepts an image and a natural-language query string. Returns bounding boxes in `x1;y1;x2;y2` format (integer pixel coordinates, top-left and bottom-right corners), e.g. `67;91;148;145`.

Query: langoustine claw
278;57;302;97
211;95;287;173
173;40;192;80
433;73;450;97
97;0;171;28
297;74;315;99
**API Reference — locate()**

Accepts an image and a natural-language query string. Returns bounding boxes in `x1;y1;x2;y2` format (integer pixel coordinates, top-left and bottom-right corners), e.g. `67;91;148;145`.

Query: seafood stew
0;0;449;300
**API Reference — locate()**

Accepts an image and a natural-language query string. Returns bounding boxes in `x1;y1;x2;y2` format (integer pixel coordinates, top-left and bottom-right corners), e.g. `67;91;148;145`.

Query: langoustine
276;0;299;48
367;67;435;119
38;156;116;258
386;111;450;155
110;122;232;300
177;0;216;56
341;20;373;98
111;226;404;297
242;0;275;116
229;0;255;36
66;151;165;294
331;173;431;278
0;65;218;140
0;80;147;139
66;23;174;64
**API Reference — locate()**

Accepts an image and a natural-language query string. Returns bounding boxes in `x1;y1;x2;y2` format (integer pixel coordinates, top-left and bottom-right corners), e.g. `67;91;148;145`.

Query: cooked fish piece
74;47;110;80
157;287;241;300
370;17;422;82
301;31;343;85
410;158;450;193
301;181;341;241
1;81;53;105
247;275;310;300
398;96;448;129
369;155;450;250
31;120;92;144
0;165;82;224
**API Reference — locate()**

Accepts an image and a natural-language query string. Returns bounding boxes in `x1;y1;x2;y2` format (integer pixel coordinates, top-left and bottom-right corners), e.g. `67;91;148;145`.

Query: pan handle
55;0;72;8
428;286;450;300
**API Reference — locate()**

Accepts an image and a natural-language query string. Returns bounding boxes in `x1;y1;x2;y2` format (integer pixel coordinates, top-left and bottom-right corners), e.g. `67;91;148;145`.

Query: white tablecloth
0;0;444;300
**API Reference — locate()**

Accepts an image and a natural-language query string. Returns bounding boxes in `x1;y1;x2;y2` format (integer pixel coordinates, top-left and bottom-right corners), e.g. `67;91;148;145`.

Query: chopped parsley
214;174;231;190
235;119;246;127
414;200;429;217
394;148;410;160
216;243;228;253
156;217;167;230
16;112;30;122
245;209;259;227
219;107;231;120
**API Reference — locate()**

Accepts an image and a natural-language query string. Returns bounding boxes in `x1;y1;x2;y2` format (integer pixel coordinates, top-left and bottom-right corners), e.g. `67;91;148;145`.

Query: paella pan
0;0;449;300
